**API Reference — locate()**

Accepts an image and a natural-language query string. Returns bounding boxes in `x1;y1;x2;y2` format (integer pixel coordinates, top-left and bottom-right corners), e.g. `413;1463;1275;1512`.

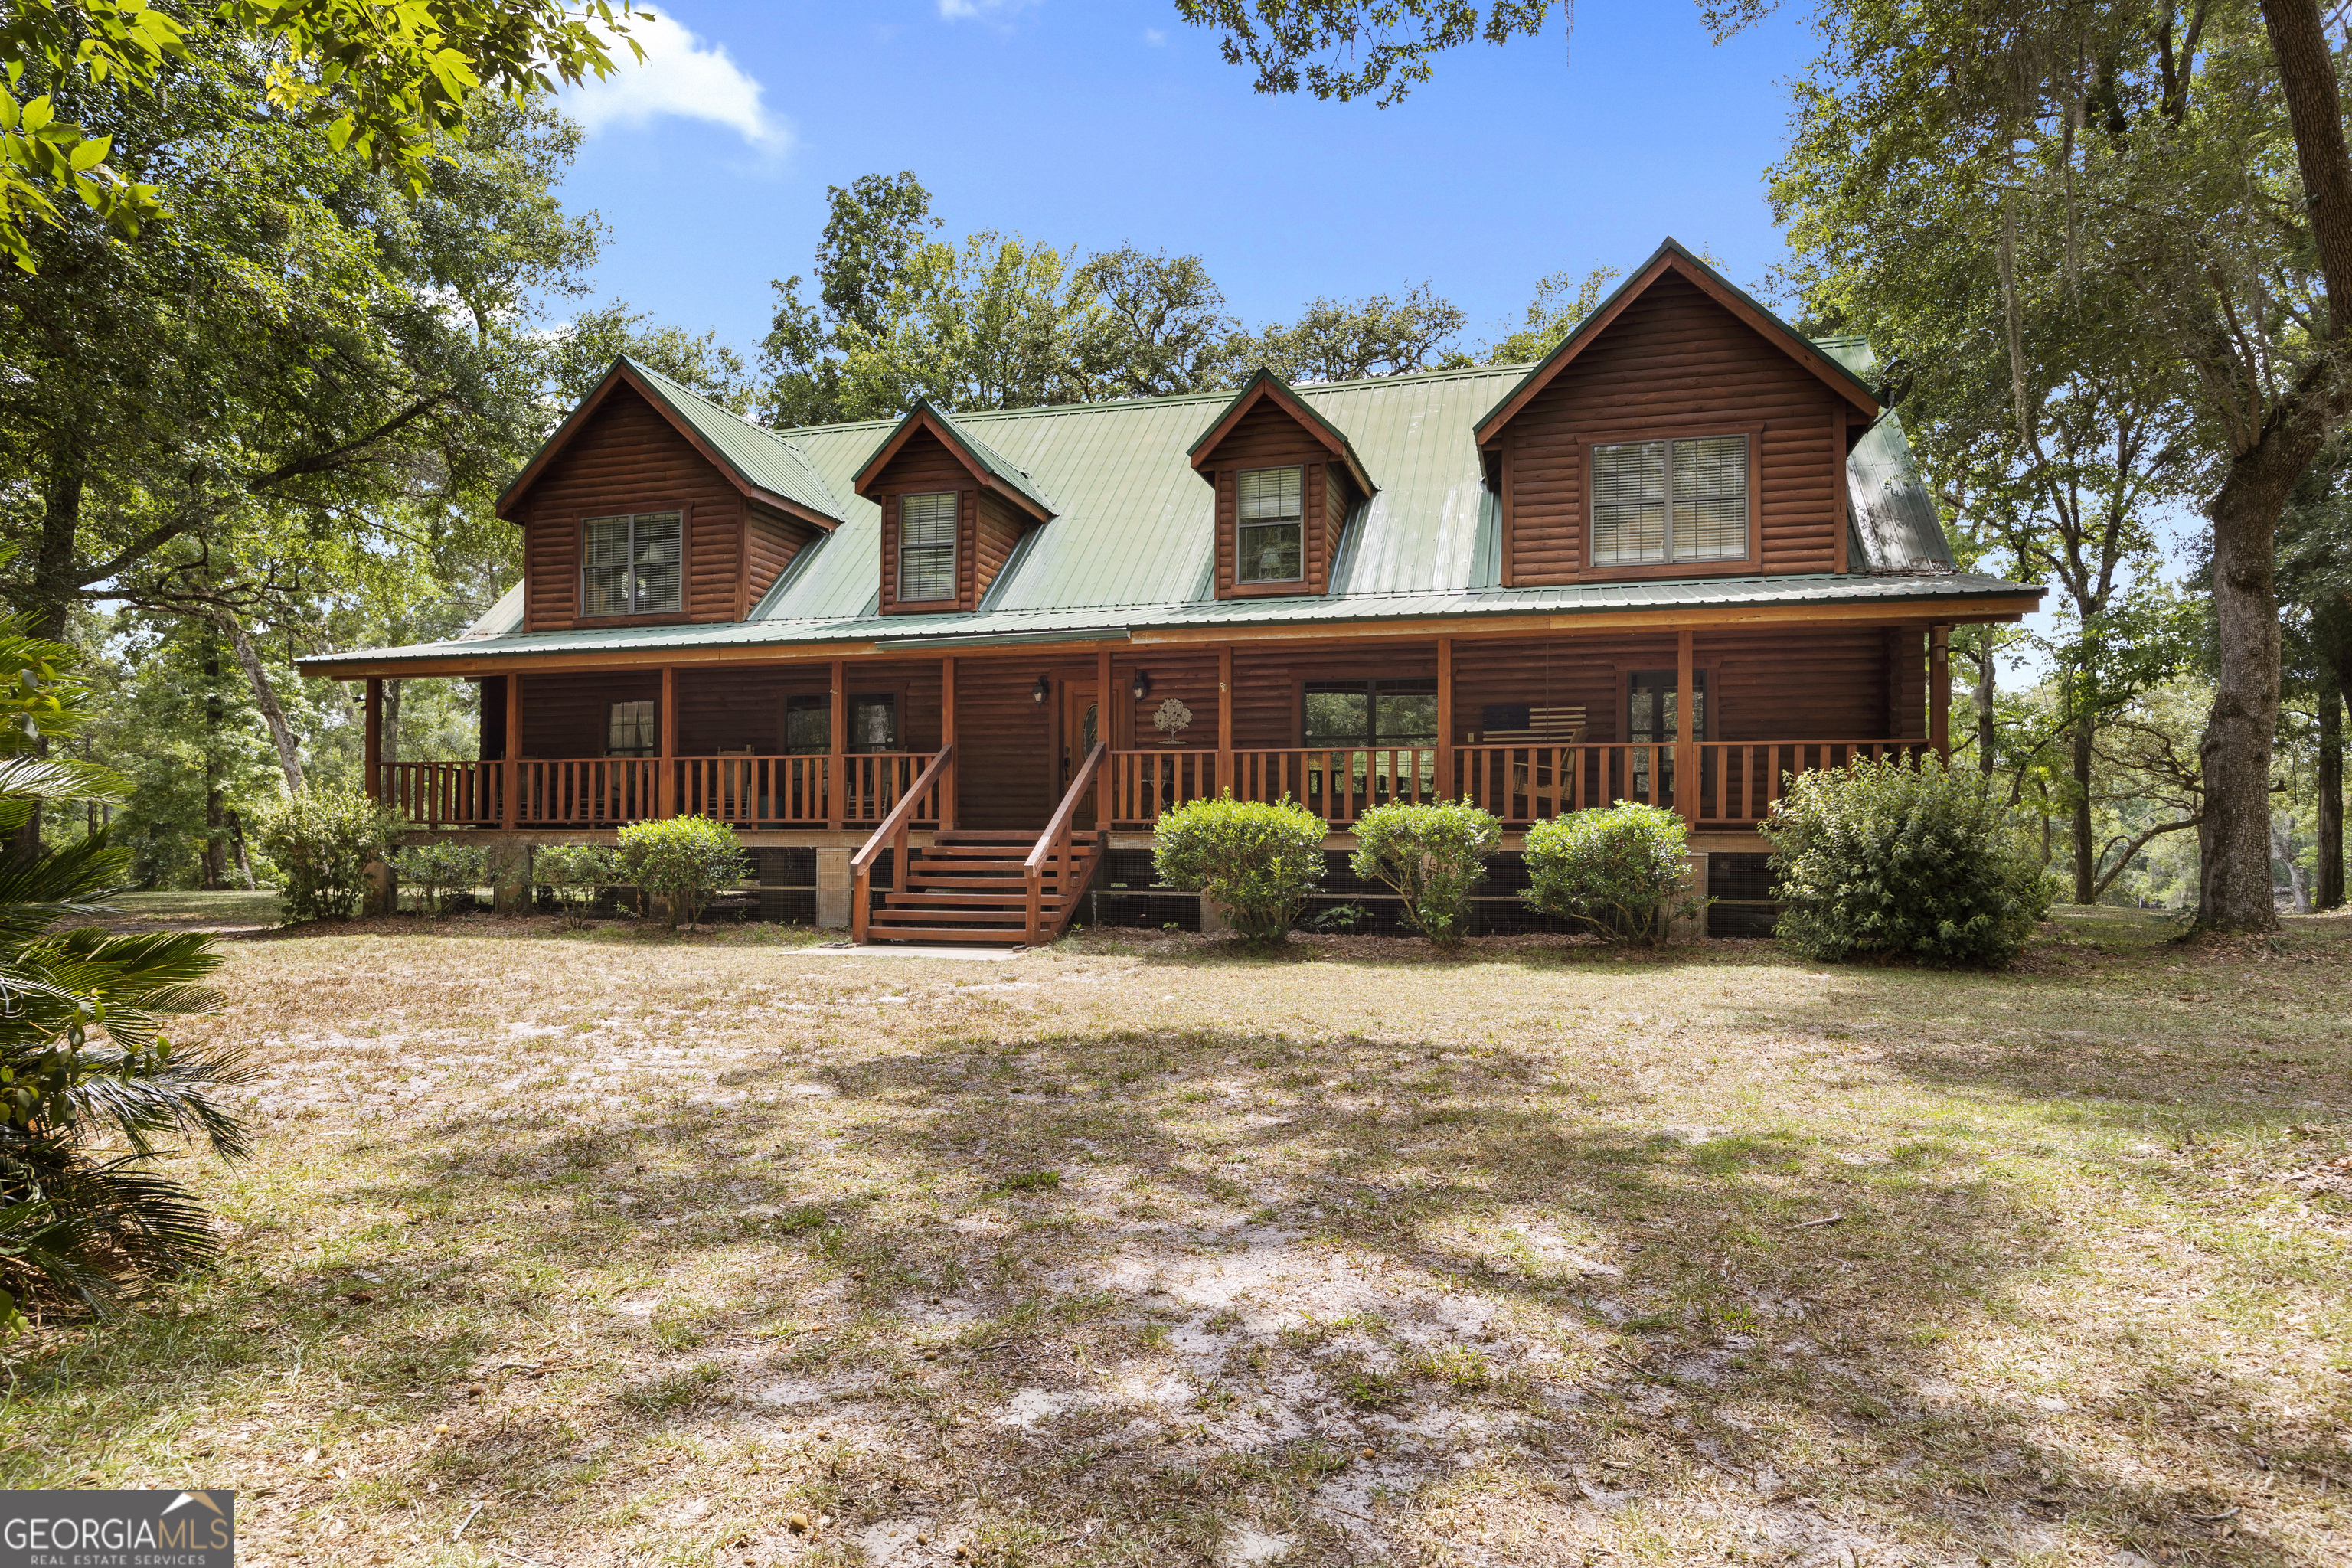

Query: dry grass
4;906;2350;1568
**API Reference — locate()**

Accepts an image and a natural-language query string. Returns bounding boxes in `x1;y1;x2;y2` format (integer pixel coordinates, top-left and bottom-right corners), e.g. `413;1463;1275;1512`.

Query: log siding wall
1497;273;1847;586
513;384;745;632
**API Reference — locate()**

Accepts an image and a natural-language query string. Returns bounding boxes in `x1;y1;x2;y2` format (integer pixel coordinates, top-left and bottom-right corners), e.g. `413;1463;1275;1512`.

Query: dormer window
897;492;958;603
581;511;682;616
1590;436;1749;567
1236;466;1305;583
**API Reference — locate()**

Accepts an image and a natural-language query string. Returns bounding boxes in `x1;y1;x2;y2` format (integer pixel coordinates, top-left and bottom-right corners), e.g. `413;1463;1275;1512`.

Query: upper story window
1236;465;1305;583
581;511;682;616
898;492;958;603
1590;435;1749;567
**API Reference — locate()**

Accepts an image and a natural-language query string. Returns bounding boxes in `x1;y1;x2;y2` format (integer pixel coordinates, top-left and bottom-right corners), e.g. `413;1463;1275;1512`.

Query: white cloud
939;0;1040;21
1143;27;1167;45
564;12;791;154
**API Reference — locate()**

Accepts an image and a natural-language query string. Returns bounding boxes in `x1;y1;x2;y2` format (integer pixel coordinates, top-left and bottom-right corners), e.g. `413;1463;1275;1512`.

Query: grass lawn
4;906;2349;1567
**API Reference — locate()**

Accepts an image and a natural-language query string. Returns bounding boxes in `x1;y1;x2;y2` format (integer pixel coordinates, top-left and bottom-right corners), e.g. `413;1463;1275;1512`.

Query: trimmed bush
1350;799;1501;948
614;815;744;929
1761;753;2050;968
1152;793;1328;944
1521;801;1695;944
250;788;406;922
534;842;618;928
394;839;485;919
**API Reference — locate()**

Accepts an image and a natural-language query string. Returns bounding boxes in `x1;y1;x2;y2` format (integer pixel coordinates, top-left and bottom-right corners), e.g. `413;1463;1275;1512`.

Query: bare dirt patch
5;910;2349;1566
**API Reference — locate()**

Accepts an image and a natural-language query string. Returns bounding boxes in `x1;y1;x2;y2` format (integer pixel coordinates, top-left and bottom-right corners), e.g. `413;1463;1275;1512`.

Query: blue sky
554;1;1821;359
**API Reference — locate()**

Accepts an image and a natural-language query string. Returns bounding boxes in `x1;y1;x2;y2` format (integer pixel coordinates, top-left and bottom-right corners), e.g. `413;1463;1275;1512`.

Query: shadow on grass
8;949;2341;1563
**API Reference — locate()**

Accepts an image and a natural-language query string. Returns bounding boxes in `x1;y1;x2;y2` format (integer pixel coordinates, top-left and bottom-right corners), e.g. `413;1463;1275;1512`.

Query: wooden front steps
864;828;1102;946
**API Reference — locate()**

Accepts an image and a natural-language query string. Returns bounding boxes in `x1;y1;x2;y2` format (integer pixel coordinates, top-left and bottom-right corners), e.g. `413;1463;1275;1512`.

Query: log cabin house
301;241;2044;942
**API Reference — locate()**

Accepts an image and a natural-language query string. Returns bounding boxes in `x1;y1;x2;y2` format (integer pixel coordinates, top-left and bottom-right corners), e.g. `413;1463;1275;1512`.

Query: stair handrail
849;743;953;943
1023;740;1106;945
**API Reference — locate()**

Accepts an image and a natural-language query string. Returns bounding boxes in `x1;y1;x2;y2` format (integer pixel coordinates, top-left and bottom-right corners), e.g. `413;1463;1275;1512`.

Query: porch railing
381;738;1936;833
375;751;941;830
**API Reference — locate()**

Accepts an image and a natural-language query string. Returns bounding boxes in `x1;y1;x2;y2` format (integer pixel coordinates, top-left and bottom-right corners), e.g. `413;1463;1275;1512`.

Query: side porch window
606;699;658;756
1302;679;1438;749
781;693;901;753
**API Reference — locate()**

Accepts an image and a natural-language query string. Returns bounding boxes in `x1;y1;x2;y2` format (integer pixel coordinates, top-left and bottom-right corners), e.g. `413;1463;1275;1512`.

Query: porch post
1676;629;1696;827
501;672;520;831
363;678;383;804
1436;635;1454;802
826;658;846;831
658;665;676;818
940;655;957;830
1217;645;1234;798
1096;646;1112;829
1929;623;1952;760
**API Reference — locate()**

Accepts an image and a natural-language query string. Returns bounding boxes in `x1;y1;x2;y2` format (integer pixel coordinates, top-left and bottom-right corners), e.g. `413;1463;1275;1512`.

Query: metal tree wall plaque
1153;697;1194;741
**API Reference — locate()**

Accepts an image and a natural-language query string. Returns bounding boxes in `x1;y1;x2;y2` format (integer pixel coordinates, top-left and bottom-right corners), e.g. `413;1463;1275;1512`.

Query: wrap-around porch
368;623;1958;838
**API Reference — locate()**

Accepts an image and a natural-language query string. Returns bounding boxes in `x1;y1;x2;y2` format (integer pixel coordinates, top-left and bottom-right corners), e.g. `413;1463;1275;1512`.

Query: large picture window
1302;680;1439;748
581;511;683;616
1236;465;1305;584
1589;435;1749;567
780;694;900;753
898;492;958;603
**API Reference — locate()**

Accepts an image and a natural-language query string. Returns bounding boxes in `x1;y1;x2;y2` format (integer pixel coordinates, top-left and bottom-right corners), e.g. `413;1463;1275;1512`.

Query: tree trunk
2073;714;2098;905
2198;472;2292;931
2272;814;2309;912
214;607;306;794
2319;658;2344;910
201;643;229;891
227;809;257;891
1975;644;1997;777
382;679;403;766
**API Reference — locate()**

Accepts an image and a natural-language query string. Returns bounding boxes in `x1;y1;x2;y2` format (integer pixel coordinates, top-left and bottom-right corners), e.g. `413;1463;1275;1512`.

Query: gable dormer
1189;369;1376;599
1475;241;1879;588
853;401;1054;616
499;357;848;632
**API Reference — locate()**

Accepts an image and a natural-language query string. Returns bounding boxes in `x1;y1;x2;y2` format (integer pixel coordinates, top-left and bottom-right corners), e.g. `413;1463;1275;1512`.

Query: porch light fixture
1031;675;1050;705
1130;668;1151;701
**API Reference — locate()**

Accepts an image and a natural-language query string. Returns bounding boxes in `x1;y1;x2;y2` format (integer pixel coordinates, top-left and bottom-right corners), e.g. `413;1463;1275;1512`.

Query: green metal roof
854;397;1057;517
324;351;2022;674
622;358;848;525
1815;338;1952;573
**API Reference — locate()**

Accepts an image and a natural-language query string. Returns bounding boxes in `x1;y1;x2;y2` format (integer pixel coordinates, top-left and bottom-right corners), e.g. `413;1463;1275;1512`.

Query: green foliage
533;841;616;928
0;624;246;1321
1762;753;2052;968
613;815;743;929
250;789;405;923
394;838;484;919
0;615;90;750
550;299;755;414
1349;799;1500;948
1521;802;1695;945
1174;0;1555;106
1486;264;1622;364
0;0;639;272
1152;794;1328;944
1224;282;1469;382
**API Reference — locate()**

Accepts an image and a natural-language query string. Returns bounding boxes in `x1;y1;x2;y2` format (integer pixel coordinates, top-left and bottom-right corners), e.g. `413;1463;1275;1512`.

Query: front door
1060;681;1100;820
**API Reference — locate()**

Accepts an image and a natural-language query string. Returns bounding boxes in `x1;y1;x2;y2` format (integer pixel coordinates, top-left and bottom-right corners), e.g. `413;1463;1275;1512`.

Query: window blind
580;512;682;616
899;492;957;602
1236;465;1304;583
1590;436;1747;566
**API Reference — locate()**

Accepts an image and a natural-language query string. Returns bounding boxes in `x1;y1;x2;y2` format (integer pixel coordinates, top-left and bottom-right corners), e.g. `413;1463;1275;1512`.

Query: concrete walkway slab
789;942;1029;962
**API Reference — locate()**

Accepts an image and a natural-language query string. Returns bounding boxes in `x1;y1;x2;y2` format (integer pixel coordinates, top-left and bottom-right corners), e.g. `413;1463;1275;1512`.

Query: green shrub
1350;799;1501;948
534;842;618;928
393;839;485;919
1521;800;1695;943
250;788;407;922
1762;752;2050;968
1152;793;1328;944
614;815;744;929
